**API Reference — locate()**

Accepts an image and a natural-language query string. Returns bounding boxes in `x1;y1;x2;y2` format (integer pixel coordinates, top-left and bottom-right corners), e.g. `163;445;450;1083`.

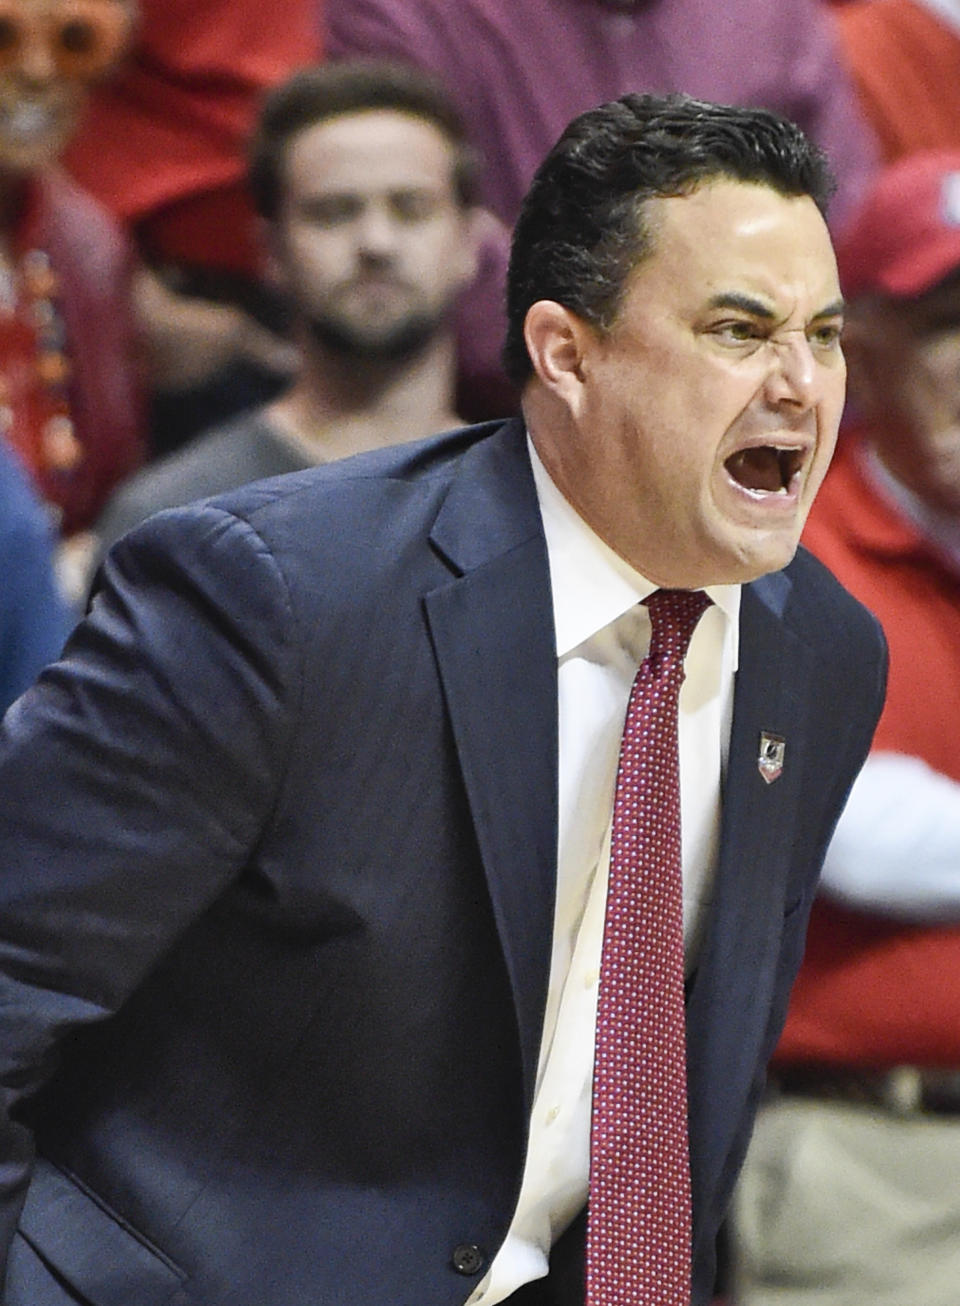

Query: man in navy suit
0;94;885;1305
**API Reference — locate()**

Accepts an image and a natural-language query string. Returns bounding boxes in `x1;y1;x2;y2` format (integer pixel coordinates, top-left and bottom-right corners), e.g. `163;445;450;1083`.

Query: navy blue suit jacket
0;418;886;1305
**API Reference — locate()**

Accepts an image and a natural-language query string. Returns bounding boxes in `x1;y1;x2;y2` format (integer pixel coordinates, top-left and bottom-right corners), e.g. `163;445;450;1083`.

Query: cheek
911;349;960;421
889;375;944;439
33;78;84;118
403;225;464;281
287;234;344;284
821;373;847;439
678;351;773;435
57;81;88;131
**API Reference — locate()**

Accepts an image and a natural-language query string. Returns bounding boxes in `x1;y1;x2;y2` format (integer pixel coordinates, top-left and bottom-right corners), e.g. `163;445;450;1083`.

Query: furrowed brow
706;292;777;319
708;293;846;323
812;299;845;321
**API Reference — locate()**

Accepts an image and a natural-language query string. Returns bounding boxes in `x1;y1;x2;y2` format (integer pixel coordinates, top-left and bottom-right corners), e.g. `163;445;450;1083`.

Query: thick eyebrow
706;292;845;321
812;298;846;321
707;292;777;319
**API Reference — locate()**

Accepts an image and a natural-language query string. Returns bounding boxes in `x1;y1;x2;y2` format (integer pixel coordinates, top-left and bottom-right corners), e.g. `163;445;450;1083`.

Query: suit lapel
685;570;816;1213
423;420;558;1111
422;424;818;1193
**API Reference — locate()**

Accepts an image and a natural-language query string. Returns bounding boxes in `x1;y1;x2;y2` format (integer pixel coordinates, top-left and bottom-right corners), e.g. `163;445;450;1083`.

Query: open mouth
724;445;806;496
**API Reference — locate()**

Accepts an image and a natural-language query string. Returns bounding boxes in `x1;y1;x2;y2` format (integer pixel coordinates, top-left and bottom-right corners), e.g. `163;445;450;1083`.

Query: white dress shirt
466;441;740;1304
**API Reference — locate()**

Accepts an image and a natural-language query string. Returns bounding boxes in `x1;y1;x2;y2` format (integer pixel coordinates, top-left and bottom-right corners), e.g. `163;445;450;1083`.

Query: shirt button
452;1243;486;1276
545;1104;560;1125
584;969;599;988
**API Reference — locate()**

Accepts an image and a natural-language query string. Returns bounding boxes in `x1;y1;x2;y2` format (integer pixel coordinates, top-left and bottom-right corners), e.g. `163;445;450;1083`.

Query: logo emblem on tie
758;732;786;784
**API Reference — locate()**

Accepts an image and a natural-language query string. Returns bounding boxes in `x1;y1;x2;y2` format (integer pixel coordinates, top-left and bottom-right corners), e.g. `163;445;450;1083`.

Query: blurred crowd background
2;2;960;1303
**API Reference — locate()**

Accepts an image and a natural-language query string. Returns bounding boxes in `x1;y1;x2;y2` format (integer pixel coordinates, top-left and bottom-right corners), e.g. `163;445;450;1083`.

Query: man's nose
764;333;820;408
355;205;400;259
12;28;58;88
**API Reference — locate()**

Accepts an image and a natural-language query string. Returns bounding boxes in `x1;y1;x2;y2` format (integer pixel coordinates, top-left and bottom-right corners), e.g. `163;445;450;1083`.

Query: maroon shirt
327;0;880;230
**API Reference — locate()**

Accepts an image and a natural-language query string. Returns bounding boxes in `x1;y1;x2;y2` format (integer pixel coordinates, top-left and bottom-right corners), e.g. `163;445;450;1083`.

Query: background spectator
732;150;960;1306
0;0;143;549
94;61;480;561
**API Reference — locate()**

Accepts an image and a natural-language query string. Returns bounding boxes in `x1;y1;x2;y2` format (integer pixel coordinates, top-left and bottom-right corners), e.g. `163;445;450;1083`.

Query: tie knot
643;588;712;667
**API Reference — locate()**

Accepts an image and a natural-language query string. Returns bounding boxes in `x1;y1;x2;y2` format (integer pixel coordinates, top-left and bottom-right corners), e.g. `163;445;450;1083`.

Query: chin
679;532;800;588
733;537;801;583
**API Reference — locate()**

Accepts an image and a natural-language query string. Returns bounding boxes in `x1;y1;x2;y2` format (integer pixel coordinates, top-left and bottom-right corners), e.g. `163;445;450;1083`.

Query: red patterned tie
586;588;712;1306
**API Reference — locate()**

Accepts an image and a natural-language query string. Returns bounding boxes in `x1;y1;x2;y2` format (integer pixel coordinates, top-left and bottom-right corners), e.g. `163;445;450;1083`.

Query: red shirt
776;432;960;1067
834;0;960;162
63;0;320;276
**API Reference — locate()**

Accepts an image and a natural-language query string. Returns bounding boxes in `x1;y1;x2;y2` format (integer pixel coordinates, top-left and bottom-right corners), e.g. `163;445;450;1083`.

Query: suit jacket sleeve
0;503;301;1271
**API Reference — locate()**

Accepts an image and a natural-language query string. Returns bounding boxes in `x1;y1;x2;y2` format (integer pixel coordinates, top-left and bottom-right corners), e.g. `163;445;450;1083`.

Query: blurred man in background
734;150;960;1306
94;60;479;560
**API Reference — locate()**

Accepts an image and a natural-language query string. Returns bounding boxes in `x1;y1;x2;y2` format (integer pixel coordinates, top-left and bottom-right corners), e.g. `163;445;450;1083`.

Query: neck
266;326;461;462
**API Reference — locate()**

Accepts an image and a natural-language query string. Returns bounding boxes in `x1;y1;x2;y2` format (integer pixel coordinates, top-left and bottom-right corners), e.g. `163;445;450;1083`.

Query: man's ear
523;300;594;412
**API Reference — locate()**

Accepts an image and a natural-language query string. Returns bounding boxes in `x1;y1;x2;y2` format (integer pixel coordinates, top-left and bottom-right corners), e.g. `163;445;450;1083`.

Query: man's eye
304;198;360;226
390;193;438;222
715;320;760;343
810;323;843;348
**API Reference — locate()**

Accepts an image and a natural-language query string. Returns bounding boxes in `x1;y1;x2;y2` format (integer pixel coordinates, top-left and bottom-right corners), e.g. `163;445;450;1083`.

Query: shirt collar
527;435;741;659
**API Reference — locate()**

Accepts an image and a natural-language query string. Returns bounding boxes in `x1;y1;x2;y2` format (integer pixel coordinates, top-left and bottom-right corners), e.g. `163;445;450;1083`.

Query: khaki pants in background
731;1096;960;1306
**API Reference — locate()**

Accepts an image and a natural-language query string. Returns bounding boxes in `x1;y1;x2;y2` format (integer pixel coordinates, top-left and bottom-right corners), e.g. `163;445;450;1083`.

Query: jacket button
451;1242;486;1275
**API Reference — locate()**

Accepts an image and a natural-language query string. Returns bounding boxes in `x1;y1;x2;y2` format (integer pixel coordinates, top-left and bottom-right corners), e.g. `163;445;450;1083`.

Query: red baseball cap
837;150;960;300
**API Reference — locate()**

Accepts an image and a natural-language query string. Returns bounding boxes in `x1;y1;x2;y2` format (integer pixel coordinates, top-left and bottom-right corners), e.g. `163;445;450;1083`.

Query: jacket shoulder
779;543;888;712
207;418;514;518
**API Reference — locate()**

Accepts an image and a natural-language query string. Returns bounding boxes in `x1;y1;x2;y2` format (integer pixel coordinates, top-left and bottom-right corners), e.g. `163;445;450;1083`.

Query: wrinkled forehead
286;110;464;197
637;181;840;307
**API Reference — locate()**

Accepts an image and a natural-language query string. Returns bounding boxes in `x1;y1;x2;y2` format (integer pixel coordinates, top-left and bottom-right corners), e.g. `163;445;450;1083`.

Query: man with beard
93;60;480;561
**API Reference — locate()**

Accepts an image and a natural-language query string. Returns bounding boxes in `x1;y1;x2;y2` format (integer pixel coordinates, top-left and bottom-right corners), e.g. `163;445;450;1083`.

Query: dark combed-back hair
504;92;836;383
249;60;478;223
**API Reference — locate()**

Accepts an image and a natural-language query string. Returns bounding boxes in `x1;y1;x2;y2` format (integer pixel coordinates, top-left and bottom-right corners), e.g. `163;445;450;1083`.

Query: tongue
726;447;782;493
